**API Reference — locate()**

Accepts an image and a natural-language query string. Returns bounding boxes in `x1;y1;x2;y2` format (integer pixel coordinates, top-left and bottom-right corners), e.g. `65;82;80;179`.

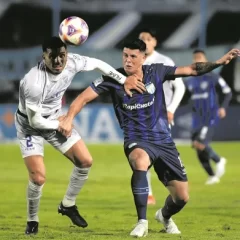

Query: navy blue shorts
124;141;188;186
191;126;214;145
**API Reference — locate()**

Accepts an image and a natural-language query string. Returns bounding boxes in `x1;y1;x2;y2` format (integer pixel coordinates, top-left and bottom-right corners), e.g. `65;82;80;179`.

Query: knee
128;149;150;171
31;172;46;186
192;141;205;151
74;156;93;168
174;194;189;205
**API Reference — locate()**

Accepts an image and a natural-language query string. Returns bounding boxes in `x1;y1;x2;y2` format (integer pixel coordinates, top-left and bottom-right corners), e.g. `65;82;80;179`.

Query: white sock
27;181;43;222
146;171;153;196
62;167;90;207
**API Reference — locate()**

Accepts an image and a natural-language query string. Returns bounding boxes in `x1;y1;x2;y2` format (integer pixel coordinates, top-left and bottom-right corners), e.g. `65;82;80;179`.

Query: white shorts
15;110;81;158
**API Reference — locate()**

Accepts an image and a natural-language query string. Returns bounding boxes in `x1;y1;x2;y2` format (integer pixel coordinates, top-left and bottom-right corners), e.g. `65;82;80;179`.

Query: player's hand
58;116;73;138
218;108;226;119
57;115;66;121
124;74;146;97
167;111;174;124
217;49;240;65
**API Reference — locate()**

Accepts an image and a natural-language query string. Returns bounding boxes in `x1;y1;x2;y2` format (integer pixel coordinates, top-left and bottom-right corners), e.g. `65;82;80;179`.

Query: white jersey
144;51;185;113
18;53;91;117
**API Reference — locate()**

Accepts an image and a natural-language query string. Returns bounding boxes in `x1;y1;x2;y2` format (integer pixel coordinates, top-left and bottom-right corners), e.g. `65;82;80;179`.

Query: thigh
17;132;44;158
43;128;81;154
124;141;157;169
153;144;188;186
64;139;93;168
128;148;151;170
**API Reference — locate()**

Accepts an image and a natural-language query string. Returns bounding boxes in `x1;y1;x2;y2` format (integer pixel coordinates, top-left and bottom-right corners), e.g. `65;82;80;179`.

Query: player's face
43;46;67;74
123;48;146;75
139;32;157;55
193;52;207;63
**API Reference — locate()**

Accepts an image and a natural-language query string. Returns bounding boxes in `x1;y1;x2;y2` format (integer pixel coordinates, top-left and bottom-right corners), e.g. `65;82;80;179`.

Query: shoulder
67;52;86;64
22;62;45;95
155;51;175;66
23;62;44;84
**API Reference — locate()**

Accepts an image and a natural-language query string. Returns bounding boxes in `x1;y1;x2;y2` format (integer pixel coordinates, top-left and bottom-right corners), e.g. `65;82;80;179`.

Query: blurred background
0;0;240;143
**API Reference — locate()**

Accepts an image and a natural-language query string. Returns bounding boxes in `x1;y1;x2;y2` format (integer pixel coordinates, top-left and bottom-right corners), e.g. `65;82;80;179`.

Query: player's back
91;64;176;144
185;72;220;128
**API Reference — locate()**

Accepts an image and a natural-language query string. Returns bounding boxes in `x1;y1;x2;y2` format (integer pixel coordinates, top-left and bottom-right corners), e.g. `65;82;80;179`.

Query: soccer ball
59;16;89;46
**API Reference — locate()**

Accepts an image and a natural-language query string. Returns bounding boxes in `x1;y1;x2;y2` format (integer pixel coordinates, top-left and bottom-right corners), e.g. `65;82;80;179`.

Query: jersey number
26;135;33;147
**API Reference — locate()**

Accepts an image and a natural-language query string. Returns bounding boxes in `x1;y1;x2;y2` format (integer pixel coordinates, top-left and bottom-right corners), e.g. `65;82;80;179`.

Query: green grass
0;142;240;240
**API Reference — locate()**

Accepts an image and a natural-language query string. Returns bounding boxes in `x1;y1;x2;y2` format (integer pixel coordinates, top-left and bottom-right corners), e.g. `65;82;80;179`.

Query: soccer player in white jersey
15;36;145;235
139;29;185;205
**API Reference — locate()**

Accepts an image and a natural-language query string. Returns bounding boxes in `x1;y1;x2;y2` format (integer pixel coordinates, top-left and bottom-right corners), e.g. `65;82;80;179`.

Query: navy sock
204;145;220;163
131;170;148;220
162;195;187;219
197;150;215;176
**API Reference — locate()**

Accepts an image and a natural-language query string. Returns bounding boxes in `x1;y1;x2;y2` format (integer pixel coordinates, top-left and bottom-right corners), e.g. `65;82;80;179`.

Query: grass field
0;142;239;240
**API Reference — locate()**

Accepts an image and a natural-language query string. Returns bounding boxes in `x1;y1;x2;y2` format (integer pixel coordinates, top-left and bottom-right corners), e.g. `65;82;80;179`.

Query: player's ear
153;38;157;48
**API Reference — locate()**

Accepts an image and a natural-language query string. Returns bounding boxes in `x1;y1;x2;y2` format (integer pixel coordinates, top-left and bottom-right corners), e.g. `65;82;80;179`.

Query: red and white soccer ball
59;16;89;46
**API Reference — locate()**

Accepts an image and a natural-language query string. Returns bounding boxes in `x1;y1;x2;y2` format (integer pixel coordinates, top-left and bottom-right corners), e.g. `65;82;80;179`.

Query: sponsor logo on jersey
122;97;155;111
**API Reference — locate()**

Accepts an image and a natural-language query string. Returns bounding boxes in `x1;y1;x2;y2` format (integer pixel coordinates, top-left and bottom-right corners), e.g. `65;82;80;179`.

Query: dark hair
139;28;157;39
42;36;67;52
123;39;146;52
193;49;205;55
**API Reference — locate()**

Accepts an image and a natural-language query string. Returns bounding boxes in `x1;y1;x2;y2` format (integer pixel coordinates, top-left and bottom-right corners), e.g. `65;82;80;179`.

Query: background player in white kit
139;29;185;205
15;36;145;235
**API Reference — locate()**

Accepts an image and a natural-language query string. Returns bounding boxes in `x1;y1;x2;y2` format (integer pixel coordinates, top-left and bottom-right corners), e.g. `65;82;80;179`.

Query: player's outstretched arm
174;49;240;77
58;87;98;137
76;56;145;96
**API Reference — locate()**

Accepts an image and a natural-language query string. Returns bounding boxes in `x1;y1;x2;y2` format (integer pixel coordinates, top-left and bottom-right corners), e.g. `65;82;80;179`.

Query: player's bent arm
174;48;240;77
84;58;127;84
167;78;185;114
26;104;59;130
66;87;99;121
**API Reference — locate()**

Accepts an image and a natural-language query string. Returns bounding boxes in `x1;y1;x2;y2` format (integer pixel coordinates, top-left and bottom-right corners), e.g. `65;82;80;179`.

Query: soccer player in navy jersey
58;39;239;237
185;49;232;185
139;28;185;205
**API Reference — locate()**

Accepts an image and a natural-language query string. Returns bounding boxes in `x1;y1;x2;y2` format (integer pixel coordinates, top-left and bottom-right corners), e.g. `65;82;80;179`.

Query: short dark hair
193;49;205;55
42;36;67;52
139;28;157;39
123;39;146;52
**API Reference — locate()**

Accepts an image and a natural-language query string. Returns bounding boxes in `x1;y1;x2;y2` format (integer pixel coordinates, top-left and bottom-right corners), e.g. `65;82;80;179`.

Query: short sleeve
155;64;177;82
90;76;112;95
217;76;231;94
71;53;90;72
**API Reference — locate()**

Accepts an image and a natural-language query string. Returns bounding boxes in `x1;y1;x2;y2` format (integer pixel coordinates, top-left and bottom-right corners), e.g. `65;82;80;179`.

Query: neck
125;68;143;81
146;50;154;58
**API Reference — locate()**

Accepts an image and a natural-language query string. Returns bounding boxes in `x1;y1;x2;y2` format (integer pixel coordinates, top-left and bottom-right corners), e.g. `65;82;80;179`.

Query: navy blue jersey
91;64;176;144
185;72;231;129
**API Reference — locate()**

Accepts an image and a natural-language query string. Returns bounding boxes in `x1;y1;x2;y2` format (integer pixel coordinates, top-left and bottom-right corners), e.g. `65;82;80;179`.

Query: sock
62;167;90;207
162;195;187;219
197;150;215;176
146;171;153;196
27;181;44;222
131;170;149;220
204;145;220;163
